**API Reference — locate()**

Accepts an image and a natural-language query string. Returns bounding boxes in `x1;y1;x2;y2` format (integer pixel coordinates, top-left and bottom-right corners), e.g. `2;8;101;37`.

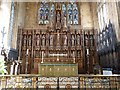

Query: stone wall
80;2;94;29
11;2;26;49
91;2;99;30
24;2;97;29
117;1;120;42
24;2;39;28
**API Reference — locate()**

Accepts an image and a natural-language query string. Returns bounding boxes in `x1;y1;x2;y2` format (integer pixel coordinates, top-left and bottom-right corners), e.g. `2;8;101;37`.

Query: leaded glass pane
44;3;49;24
38;3;79;25
73;3;78;24
51;4;54;17
38;2;45;24
62;4;66;17
68;4;73;24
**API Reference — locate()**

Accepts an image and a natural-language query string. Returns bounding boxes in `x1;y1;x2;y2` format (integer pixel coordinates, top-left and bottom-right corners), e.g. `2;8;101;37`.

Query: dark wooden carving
17;7;97;74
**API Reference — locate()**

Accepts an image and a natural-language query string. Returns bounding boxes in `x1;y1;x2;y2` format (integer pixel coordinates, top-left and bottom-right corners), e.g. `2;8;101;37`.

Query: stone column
11;2;26;49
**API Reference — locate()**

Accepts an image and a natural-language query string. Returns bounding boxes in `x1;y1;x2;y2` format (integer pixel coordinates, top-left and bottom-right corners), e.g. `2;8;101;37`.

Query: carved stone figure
64;35;67;46
36;35;40;46
42;35;45;46
72;51;75;58
77;51;80;58
64;17;67;28
72;35;75;46
56;11;61;29
57;33;60;46
50;34;53;46
28;35;32;46
23;35;26;46
77;35;80;45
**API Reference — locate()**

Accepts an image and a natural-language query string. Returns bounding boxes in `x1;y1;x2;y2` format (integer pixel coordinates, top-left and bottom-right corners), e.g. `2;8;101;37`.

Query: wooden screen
17;3;97;74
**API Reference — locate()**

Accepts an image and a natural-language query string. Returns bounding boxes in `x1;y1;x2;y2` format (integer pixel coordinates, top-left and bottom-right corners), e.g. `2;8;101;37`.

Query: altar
17;2;97;75
39;63;78;76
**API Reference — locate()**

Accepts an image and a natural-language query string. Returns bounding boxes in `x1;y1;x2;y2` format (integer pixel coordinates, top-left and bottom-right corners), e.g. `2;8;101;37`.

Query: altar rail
0;75;120;89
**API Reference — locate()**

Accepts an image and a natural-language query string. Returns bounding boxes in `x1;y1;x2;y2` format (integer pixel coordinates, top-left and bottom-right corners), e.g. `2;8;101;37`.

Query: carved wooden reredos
17;2;97;74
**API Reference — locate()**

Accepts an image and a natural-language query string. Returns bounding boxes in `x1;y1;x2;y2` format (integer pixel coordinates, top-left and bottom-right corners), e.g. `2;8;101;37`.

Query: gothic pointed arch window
38;2;79;25
73;3;78;24
44;3;49;24
68;3;73;24
67;3;79;25
38;2;49;24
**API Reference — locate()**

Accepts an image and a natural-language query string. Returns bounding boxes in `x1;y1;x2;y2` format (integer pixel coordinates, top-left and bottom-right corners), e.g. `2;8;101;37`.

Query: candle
15;62;19;75
87;49;89;55
41;51;44;63
10;62;15;75
27;49;29;55
73;57;75;63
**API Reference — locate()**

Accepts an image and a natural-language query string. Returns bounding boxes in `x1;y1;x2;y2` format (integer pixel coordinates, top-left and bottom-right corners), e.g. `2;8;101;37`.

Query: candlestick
41;51;44;63
25;49;29;74
87;49;89;55
57;56;59;61
25;55;28;74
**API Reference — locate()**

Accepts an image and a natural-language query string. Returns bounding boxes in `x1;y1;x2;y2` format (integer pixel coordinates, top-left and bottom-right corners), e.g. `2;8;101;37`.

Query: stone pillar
0;1;11;49
11;2;26;49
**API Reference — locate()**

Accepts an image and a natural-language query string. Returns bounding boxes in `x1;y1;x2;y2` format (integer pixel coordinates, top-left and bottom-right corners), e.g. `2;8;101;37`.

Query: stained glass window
38;3;79;25
67;3;79;25
68;4;73;24
51;4;54;17
44;3;49;24
73;3;78;24
62;4;66;17
38;2;49;24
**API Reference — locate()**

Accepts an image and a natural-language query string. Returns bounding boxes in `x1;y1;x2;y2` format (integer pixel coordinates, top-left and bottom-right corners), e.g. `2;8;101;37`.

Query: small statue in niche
42;35;45;46
64;35;67;46
77;51;81;58
35;50;40;58
63;17;67;28
56;11;61;30
50;34;53;46
90;34;94;46
23;35;26;46
28;35;32;46
72;35;75;46
36;35;40;46
85;34;88;46
77;35;80;45
72;51;75;58
57;33;60;46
